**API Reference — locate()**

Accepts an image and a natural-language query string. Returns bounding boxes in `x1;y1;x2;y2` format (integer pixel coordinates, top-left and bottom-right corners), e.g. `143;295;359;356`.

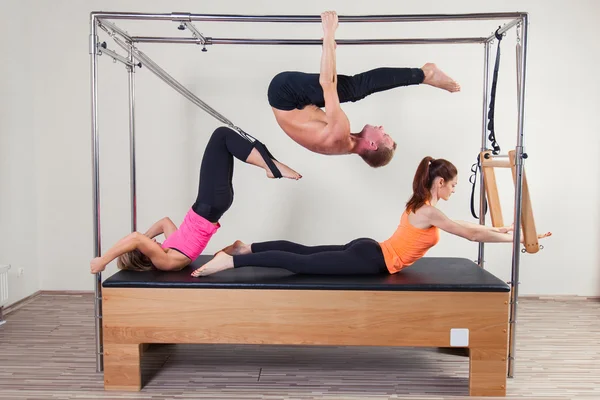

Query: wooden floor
0;294;598;399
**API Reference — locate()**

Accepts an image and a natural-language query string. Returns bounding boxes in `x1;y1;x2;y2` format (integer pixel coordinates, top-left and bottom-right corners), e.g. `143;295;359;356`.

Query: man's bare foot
191;251;234;277
268;160;302;180
421;63;461;93
217;240;251;256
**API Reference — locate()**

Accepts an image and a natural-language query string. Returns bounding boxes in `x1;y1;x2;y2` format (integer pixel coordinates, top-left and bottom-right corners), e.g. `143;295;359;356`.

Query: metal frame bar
128;48;137;233
97;19;132;42
89;16;103;374
486;18;522;42
131;36;488;45
477;41;492;267
89;12;529;382
182;22;208;46
93;11;526;22
508;14;528;378
98;46;136;67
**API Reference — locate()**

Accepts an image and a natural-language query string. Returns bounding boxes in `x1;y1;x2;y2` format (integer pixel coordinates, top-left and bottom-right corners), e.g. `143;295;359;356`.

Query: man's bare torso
272;106;351;155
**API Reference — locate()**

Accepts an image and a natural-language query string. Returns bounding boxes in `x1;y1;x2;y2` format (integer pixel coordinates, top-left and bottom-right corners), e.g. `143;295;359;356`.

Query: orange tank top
379;210;440;274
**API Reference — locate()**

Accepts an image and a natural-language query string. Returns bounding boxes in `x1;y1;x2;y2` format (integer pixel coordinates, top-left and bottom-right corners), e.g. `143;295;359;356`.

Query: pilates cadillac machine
90;11;533;396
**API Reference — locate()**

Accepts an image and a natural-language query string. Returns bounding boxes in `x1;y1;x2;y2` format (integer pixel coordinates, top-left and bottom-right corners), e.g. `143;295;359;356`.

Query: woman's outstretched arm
426;207;550;243
90;232;185;274
144;217;178;239
454;220;514;234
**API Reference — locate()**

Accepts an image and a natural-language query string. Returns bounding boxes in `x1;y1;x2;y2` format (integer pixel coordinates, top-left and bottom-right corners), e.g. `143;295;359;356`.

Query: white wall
0;3;40;306
0;0;598;305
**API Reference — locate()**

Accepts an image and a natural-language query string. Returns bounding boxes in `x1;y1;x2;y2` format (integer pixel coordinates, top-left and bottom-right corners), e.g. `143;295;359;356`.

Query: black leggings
267;67;425;111
191;127;259;223
233;238;389;275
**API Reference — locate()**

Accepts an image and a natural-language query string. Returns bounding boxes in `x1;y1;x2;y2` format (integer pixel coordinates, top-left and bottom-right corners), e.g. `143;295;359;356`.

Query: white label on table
450;328;469;346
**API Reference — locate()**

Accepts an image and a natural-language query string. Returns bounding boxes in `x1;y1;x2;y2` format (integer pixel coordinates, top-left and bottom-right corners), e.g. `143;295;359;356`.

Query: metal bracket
89;34;99;55
172;12;191;22
97;42;142;69
178;21;209;51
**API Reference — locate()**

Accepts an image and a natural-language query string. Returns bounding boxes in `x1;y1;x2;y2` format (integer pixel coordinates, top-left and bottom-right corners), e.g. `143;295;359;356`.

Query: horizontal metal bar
93;12;173;21
97;19;132;42
132;36;487;45
92;11;526;23
486;18;522;42
98;46;137;67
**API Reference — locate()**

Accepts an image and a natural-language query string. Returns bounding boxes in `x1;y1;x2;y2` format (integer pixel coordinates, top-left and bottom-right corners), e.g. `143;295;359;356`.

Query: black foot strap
469;154;488;219
253;140;282;179
487;27;504;155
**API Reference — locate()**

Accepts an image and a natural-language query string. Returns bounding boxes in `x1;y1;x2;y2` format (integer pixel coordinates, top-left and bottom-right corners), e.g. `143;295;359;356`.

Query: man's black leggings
233;238;389;275
267;67;425;111
192;127;255;223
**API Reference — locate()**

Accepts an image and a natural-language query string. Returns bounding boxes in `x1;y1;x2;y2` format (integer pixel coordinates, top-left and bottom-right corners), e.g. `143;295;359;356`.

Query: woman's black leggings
267;67;425;111
233;238;389;275
191;127;259;223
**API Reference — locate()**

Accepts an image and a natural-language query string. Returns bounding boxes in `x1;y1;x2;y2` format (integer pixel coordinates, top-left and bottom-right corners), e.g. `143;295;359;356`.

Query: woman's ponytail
405;156;457;213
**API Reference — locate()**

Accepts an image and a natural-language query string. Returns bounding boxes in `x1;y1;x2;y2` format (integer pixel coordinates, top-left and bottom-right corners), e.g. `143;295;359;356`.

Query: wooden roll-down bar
480;150;539;254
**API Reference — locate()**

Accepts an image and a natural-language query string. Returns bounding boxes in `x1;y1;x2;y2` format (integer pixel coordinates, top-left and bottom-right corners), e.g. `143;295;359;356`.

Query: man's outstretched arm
318;11;350;139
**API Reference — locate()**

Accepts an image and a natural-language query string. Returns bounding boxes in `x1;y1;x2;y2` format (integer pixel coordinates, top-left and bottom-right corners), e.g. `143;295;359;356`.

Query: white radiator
0;264;10;312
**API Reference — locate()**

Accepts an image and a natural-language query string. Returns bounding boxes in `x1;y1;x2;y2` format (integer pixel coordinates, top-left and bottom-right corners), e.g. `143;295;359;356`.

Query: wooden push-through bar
480;150;539;254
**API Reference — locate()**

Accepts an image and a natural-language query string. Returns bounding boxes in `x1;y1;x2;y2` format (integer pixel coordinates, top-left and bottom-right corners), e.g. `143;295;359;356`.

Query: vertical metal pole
477;41;492;267
128;47;137;232
89;14;103;373
508;14;528;378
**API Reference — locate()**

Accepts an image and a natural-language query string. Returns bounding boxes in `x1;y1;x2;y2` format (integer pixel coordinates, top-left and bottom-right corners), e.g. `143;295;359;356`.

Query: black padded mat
102;256;509;292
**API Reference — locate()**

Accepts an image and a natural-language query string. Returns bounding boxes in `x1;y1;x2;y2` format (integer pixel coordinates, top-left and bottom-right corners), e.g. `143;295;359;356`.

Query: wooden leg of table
469;347;508;397
104;343;142;391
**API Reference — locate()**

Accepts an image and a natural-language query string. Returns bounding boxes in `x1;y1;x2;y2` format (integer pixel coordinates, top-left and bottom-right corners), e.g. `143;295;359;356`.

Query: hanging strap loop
487;26;504;155
469;154;488;219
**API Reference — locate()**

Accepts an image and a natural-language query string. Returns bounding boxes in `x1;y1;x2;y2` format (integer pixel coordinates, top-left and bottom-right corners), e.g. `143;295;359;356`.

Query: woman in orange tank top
193;156;551;277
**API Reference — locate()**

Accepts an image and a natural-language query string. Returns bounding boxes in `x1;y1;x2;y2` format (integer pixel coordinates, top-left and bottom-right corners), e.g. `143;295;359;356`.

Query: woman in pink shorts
90;127;301;274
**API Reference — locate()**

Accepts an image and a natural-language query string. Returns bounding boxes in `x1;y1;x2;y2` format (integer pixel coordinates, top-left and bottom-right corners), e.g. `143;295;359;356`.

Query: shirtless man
267;11;461;168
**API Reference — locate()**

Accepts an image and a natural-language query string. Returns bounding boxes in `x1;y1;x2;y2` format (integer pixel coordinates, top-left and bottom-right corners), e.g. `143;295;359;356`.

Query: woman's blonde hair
117;249;155;272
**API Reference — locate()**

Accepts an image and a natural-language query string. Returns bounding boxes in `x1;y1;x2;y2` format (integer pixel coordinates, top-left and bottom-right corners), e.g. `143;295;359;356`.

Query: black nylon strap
487;27;504;155
470;27;504;219
469;155;488;219
253;140;282;179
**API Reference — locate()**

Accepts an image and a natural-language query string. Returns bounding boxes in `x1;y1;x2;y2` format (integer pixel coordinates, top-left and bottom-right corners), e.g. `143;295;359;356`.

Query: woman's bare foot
217;240;252;256
421;63;461;93
191;251;234;277
245;147;302;180
267;160;302;180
